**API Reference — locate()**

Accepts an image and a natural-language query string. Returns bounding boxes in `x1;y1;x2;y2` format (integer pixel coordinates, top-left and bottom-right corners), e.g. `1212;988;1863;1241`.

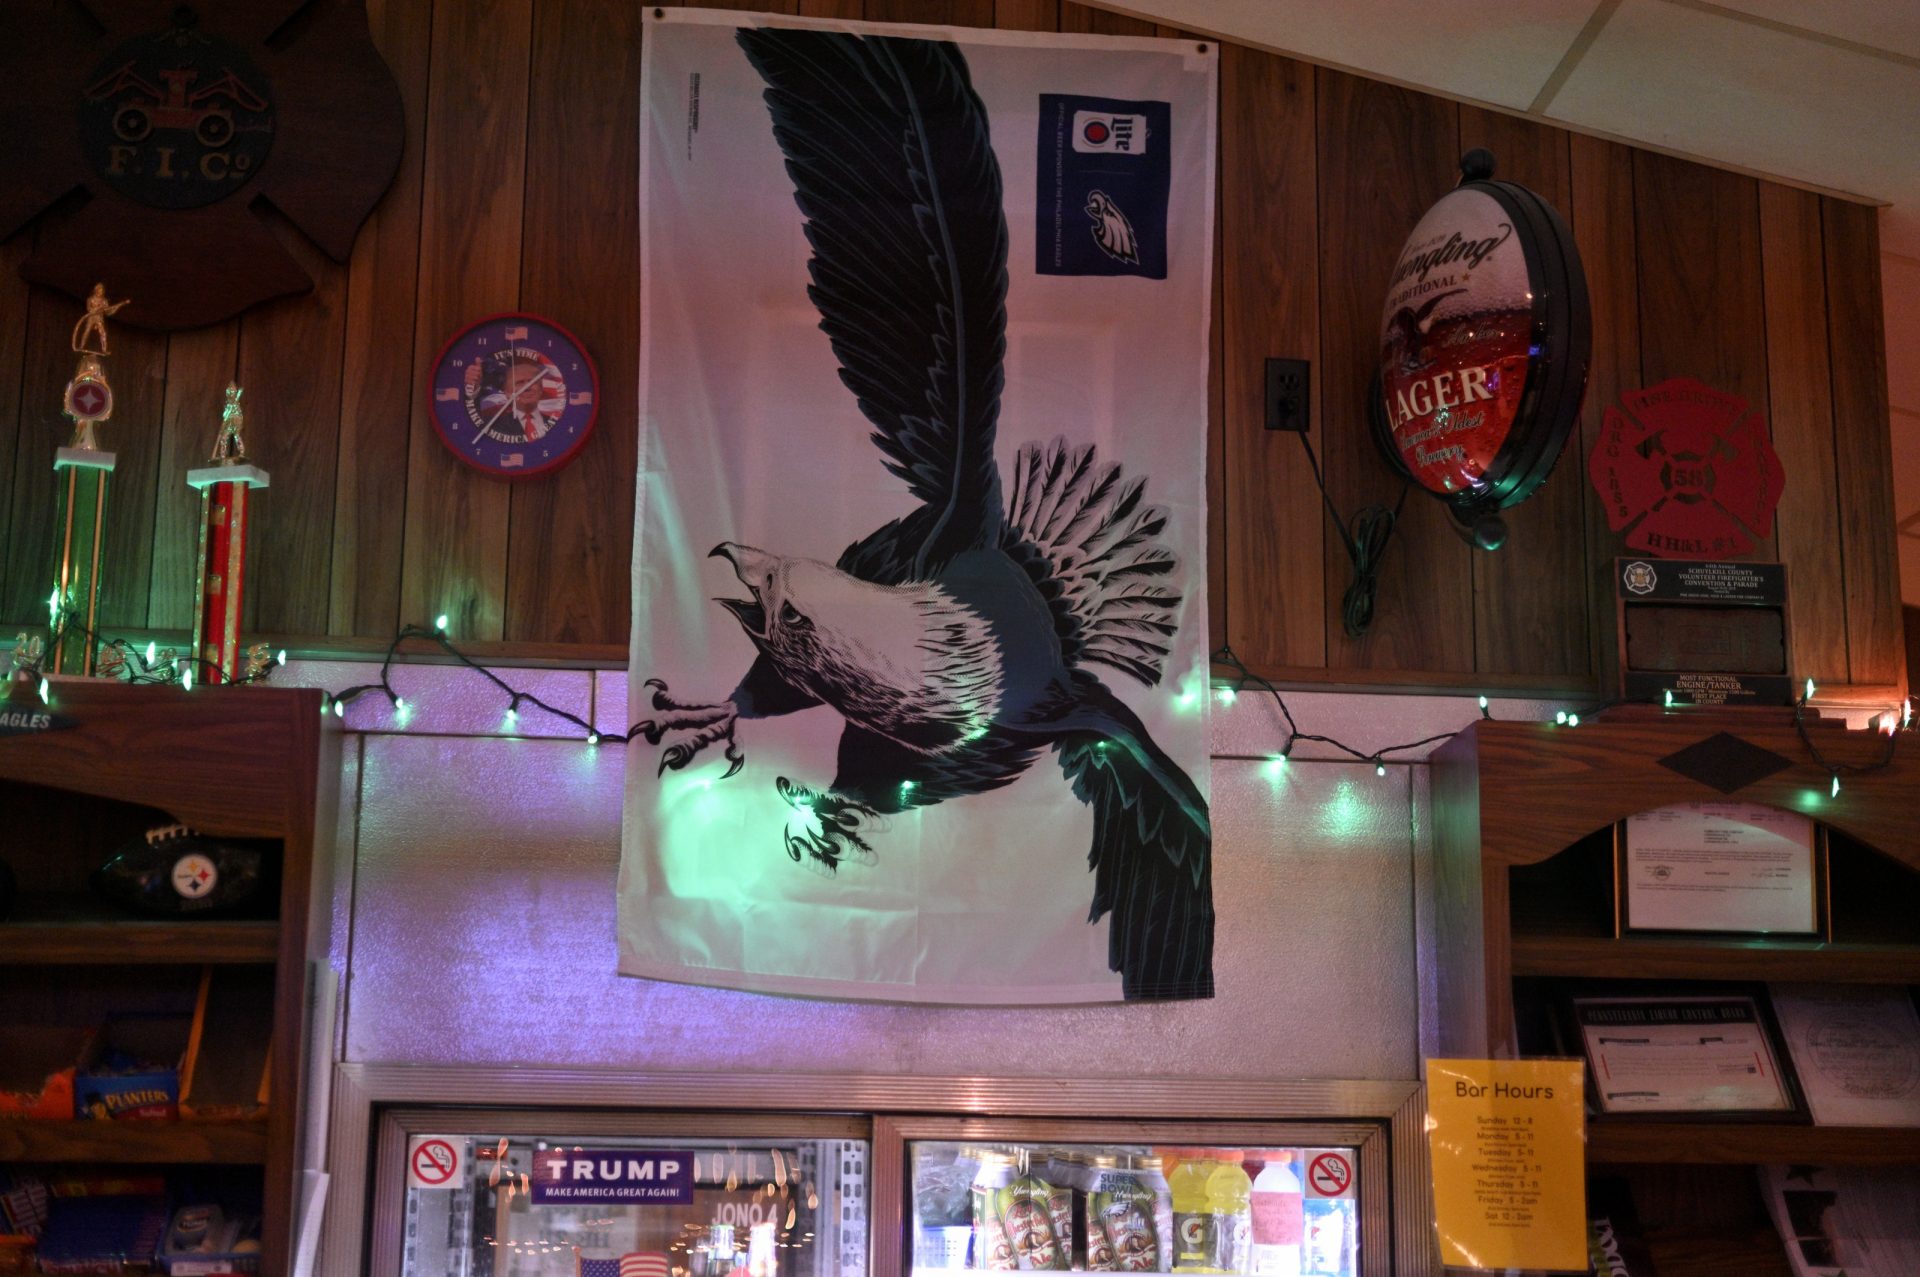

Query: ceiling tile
1546;1;1917;214
1706;0;1920;61
1101;0;1600;109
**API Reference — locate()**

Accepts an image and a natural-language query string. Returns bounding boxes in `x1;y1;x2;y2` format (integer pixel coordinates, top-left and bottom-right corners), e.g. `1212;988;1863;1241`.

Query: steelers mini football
91;824;277;918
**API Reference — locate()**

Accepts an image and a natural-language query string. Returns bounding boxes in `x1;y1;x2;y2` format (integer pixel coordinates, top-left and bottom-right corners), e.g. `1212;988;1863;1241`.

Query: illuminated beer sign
1369;150;1590;548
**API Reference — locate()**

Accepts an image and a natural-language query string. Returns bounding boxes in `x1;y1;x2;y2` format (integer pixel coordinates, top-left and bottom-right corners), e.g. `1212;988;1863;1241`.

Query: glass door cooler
353;1075;1419;1277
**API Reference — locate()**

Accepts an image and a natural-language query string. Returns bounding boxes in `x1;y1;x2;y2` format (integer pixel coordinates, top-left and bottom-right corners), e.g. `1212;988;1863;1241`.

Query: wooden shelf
1587;1120;1920;1166
0;683;332;1271
0;1117;268;1164
0;897;277;964
1511;931;1920;983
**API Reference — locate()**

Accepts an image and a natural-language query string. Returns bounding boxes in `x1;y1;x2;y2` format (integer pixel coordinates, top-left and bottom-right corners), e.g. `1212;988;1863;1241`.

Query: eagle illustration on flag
633;28;1213;1000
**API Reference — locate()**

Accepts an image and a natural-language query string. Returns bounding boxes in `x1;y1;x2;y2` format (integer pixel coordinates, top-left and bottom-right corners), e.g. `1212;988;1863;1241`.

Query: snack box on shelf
34;1195;169;1275
74;1015;190;1121
156;1203;263;1276
0;1027;91;1120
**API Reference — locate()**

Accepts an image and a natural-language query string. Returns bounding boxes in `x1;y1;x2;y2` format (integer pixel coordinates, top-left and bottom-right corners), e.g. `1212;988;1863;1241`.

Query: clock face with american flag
429;313;599;479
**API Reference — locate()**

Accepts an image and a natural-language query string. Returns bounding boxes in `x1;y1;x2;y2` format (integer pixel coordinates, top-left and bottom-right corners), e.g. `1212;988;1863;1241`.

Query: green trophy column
49;447;116;676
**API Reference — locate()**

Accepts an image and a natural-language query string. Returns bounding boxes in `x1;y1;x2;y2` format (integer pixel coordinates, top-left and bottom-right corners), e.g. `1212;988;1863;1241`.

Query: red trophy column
187;385;269;684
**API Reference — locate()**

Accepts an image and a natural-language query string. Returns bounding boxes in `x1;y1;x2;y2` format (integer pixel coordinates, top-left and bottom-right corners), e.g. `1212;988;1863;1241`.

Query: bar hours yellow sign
1425;1058;1587;1271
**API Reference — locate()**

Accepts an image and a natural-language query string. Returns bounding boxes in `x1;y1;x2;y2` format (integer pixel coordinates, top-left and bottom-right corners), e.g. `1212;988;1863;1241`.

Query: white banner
621;8;1216;1003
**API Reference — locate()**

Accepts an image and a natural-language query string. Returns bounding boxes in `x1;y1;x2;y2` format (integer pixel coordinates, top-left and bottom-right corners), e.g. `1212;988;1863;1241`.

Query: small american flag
578;1254;670;1277
505;326;530;341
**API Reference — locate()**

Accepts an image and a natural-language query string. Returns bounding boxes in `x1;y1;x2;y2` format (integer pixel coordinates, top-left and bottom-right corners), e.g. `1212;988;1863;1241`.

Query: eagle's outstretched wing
1053;672;1212;999
738;28;1009;581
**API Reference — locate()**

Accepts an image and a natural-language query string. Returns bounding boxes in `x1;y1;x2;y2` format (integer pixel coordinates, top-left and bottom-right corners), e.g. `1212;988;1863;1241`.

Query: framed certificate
1770;984;1920;1128
1616;801;1826;936
1561;988;1807;1119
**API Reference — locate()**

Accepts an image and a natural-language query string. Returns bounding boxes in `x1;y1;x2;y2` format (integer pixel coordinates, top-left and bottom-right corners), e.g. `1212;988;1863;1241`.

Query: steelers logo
170;852;219;900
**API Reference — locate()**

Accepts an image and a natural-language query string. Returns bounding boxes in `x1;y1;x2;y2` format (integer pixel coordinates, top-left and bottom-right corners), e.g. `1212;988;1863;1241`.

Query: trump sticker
531;1150;696;1204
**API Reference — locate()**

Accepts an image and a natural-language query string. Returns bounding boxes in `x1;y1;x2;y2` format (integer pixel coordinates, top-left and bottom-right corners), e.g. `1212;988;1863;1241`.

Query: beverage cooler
332;1070;1427;1277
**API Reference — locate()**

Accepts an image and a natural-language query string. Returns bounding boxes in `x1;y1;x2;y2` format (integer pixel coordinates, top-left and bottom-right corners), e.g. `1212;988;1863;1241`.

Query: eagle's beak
710;542;786;639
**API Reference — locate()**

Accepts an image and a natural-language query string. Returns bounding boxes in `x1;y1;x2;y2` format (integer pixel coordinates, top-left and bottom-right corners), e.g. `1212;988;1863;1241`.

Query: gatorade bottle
1249;1152;1304;1277
1205;1151;1253;1275
1169;1150;1216;1272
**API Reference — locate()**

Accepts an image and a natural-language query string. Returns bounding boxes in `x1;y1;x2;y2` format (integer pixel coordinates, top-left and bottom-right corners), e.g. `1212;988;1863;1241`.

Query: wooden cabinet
0;681;336;1272
1430;707;1920;1272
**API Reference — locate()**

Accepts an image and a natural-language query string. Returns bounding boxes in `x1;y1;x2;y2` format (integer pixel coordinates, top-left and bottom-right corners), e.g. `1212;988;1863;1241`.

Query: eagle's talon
776;777;877;869
641;700;741;778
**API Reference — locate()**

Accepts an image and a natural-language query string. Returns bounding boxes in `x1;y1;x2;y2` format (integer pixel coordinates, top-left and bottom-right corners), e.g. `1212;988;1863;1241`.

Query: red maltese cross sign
1589;376;1785;558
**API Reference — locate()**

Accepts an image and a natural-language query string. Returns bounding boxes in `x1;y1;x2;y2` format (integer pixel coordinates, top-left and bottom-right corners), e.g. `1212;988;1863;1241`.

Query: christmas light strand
28;593;283;690
15;604;1910;799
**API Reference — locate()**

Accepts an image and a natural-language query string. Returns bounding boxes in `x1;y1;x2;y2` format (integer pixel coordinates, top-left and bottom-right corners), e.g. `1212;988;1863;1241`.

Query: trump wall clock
428;313;600;479
1368;148;1591;550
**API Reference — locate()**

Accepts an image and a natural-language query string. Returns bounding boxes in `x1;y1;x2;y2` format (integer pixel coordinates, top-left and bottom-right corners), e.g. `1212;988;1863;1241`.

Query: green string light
1830;773;1841;798
435;613;450;634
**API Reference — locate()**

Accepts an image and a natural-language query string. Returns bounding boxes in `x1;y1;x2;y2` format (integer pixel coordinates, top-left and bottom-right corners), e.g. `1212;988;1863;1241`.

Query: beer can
971;1153;1018;1271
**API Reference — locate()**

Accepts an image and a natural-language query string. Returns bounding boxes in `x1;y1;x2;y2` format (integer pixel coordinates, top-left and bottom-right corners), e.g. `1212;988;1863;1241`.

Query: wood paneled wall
0;0;1904;694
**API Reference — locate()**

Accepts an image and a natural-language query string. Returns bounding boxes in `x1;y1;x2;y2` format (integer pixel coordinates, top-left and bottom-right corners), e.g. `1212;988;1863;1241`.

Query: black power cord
1296;430;1407;639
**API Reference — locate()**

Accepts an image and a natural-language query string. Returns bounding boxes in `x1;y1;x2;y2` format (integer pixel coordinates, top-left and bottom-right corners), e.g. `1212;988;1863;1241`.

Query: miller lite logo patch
1037;93;1170;278
1072;109;1147;154
1588;377;1785;559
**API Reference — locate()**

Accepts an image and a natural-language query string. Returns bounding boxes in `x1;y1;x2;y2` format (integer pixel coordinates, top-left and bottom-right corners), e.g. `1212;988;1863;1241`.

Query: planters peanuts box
74;1016;190;1121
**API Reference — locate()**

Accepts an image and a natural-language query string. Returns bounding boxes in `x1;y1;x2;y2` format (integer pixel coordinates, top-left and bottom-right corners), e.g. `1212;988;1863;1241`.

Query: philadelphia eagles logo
637;29;1213;1000
1085;189;1140;265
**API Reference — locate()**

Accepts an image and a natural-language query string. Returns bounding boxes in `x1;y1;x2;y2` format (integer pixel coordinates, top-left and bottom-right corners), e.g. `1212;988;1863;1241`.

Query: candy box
34;1195;169;1274
74;1015;190;1121
0;1236;34;1275
0;1026;90;1119
156;1203;263;1276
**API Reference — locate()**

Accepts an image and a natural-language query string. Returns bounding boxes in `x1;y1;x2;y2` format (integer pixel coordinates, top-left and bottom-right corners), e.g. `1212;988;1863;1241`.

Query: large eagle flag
622;10;1217;1003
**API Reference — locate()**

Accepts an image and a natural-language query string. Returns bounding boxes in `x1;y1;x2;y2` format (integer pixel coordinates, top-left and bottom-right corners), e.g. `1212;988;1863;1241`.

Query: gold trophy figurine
72;283;130;357
211;384;248;463
62;284;129;452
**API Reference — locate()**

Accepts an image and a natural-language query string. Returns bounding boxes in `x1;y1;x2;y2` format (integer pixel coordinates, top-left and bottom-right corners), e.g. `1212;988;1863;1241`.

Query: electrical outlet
1265;357;1310;432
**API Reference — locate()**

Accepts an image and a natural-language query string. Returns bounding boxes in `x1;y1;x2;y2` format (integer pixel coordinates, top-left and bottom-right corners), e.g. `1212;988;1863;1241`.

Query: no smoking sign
1307;1151;1352;1198
408;1136;463;1190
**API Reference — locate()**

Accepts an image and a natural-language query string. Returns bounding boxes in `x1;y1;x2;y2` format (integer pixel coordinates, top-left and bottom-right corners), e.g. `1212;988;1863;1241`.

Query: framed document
1563;989;1805;1118
1770;984;1920;1128
1617;802;1824;936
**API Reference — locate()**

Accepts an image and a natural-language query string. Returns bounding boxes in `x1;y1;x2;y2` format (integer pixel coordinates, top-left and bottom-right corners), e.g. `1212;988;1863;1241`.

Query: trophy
48;284;130;675
187;385;270;684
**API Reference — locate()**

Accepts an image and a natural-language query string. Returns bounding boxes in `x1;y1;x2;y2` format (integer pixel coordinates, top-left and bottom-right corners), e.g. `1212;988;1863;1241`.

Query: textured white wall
291;662;1562;1083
